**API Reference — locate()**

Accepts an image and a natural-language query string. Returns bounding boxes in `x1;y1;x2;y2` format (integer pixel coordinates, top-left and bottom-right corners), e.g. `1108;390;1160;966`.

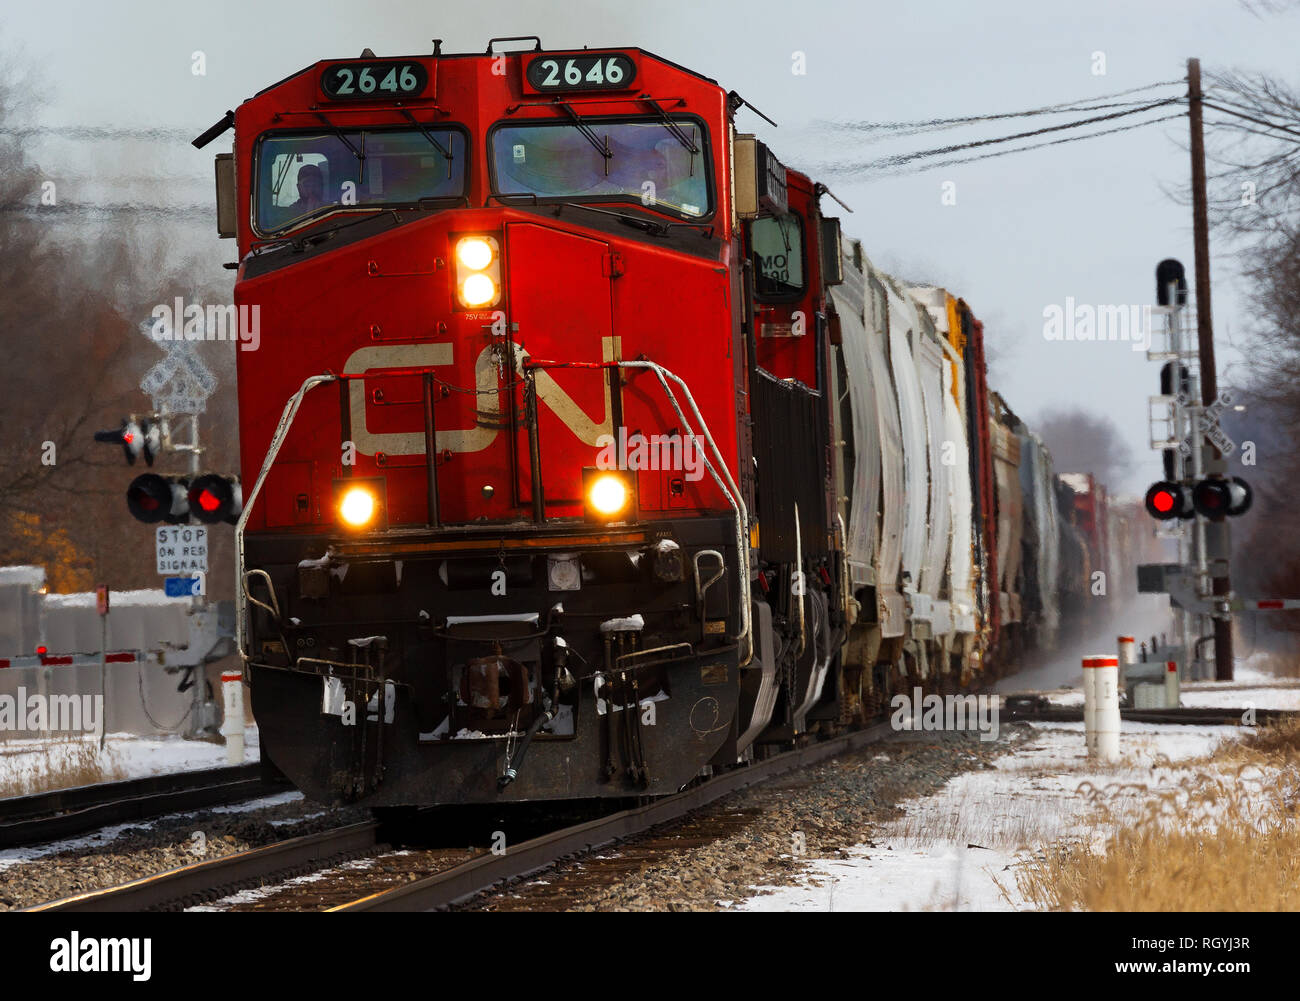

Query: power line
887;113;1187;175
1202;99;1300;142
812;111;1185;178
839;98;1183;172
828;78;1186;135
825;98;1179;147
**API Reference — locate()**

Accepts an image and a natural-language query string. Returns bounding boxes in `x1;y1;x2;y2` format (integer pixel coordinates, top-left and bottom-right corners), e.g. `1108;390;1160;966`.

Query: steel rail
0;764;281;849
23;821;381;912
330;720;896;912
1001;705;1299;726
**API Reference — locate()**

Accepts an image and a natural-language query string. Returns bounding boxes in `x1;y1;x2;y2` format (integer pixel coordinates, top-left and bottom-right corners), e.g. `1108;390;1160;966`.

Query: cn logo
341;336;623;457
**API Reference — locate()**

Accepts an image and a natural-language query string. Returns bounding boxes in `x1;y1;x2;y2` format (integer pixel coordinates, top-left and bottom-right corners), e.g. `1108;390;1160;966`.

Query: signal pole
1187;57;1234;681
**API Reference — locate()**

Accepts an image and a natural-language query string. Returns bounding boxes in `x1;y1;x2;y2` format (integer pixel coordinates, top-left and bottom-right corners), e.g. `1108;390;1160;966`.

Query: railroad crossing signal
138;315;217;416
187;474;243;525
93;417;160;466
1143;481;1193;521
1144;477;1251;522
126;473;190;524
1192;475;1251;519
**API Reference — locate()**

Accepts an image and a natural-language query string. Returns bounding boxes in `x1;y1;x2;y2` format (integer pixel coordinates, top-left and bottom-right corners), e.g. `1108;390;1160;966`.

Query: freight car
193;39;1126;807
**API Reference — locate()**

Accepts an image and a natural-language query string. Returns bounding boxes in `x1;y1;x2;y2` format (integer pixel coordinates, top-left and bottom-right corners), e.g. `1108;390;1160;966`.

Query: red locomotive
194;39;1130;807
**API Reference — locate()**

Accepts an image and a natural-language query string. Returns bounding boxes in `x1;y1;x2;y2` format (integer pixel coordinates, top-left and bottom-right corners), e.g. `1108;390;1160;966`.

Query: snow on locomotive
196;39;1126;807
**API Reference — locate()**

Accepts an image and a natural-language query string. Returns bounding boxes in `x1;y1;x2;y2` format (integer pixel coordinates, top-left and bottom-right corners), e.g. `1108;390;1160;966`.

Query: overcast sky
4;0;1295;495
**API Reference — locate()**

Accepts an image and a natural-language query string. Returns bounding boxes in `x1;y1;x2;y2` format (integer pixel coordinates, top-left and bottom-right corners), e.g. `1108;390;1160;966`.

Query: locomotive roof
251;44;720;101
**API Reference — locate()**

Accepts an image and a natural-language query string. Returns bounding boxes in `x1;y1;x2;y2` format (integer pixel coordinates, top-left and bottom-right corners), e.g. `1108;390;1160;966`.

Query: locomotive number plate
321;60;429;100
524;53;637;93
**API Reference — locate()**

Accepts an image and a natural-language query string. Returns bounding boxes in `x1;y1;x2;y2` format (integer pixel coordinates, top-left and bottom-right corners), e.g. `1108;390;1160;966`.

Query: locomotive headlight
339;486;377;526
589;475;627;514
453;234;502;309
460;273;497;307
456;237;495;271
333;477;388;532
582;468;636;523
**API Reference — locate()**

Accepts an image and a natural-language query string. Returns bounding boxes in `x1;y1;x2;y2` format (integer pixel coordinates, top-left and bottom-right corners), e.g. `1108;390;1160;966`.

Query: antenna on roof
360;47;377;58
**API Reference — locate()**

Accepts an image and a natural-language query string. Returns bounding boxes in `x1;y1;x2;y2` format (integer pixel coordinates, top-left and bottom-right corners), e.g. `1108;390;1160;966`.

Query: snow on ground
0;725;260;794
0;789;307;870
739;708;1274;912
1014;652;1300;711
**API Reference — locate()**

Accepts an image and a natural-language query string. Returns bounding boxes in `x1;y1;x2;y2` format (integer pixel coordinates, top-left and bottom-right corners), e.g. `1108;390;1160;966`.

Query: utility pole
1187;57;1234;681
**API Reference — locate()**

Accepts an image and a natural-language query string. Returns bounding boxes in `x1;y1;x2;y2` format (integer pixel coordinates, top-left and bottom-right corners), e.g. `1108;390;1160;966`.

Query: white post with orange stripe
1117;636;1136;689
221;671;245;765
1165;660;1180;709
1083;654;1120;761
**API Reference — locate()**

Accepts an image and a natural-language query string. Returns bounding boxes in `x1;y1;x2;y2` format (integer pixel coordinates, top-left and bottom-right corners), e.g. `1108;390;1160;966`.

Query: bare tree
1033;408;1134;487
0;60;234;592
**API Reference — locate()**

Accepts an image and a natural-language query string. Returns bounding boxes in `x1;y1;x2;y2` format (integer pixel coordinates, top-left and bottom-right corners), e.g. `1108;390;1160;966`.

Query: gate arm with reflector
1230;598;1300;611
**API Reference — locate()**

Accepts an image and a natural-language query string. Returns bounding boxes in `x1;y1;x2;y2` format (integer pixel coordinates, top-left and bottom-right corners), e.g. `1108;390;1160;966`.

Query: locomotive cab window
255;127;467;236
488;116;712;219
751;214;805;300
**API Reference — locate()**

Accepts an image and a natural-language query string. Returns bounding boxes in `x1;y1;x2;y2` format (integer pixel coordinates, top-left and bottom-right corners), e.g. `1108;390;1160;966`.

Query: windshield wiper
314;112;365;181
399;109;454;180
270;153;295;202
559;202;668;236
640;97;699;158
265;202;384;242
278;209;395;250
553;100;612;172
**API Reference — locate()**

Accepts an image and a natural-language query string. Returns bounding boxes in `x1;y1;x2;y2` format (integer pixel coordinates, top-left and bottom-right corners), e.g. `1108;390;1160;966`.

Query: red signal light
1144;481;1189;521
187;474;243;525
127;474;190;524
1192;476;1252;519
36;645;47;655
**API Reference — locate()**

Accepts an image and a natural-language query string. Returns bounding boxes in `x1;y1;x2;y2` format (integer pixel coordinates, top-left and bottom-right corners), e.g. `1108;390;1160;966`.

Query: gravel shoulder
0;793;368;910
462;725;1035;911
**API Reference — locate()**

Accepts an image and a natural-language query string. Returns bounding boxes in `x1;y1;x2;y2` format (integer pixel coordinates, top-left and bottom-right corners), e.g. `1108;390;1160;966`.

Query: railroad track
1001;702;1300;726
335;719;897;912
22;821;382;912
0;763;288;849
27;720;896;912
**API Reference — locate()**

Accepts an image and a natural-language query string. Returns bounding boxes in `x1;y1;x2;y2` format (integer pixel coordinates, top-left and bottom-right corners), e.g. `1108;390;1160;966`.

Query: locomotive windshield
255;127;466;235
489;117;711;219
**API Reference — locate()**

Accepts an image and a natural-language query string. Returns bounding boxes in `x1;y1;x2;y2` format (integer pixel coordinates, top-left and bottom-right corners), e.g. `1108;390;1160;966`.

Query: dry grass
0;733;127;798
1009;721;1300;910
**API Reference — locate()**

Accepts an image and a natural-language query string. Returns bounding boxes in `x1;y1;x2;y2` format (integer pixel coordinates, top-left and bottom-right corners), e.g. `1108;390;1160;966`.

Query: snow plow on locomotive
200;40;1130;808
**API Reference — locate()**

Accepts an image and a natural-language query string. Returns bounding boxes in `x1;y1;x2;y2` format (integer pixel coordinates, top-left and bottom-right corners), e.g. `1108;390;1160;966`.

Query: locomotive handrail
524;356;753;666
235;373;338;667
236;359;754;669
485;35;543;54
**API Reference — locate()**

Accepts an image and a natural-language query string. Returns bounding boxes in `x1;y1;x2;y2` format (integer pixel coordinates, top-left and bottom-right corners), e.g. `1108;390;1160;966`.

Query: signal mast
92;315;243;753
